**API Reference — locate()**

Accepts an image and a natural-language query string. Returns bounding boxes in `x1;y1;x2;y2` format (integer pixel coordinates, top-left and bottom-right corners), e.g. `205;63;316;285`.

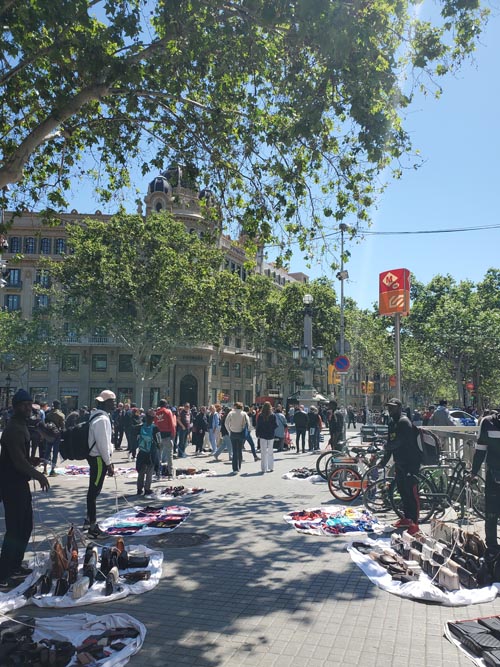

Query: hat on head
386;398;402;407
12;389;32;406
95;389;116;403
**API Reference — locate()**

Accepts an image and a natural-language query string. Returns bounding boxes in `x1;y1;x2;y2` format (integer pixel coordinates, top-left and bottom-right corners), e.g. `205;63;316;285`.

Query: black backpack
412;425;441;465
59;413;100;461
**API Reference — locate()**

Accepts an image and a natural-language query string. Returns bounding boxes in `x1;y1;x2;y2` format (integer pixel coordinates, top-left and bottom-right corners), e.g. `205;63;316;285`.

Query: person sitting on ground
0;389;49;588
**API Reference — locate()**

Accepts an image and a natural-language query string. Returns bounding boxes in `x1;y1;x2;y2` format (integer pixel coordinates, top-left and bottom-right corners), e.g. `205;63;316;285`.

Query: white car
449;409;478;426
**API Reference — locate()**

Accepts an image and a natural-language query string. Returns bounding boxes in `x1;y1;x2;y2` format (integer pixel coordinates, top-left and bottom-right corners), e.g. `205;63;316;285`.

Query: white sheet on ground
30;612;146;667
24;545;163;608
348;537;500;606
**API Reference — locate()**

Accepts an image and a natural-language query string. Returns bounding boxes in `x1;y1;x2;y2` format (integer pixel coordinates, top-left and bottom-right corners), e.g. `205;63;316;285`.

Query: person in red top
154;399;176;479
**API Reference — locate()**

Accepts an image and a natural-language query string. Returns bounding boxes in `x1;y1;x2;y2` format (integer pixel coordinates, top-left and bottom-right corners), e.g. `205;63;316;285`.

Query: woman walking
256;402;278;473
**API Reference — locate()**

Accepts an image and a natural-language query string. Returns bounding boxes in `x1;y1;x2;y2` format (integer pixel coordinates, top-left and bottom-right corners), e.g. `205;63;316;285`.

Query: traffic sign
333;355;350;373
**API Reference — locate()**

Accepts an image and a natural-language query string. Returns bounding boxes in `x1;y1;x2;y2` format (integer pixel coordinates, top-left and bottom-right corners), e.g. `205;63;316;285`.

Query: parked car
449;409;478;426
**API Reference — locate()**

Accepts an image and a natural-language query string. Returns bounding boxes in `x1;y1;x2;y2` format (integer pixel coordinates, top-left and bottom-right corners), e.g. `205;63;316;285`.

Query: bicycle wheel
468;473;486;520
363;478;396;513
390;472;437;524
315;450;346;480
328;467;362;502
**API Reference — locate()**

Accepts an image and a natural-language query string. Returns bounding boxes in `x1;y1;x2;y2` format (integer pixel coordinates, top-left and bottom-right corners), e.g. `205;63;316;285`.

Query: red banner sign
379;269;411;316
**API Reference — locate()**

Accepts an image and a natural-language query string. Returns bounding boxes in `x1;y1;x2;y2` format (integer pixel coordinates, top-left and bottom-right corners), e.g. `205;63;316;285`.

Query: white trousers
260;438;274;472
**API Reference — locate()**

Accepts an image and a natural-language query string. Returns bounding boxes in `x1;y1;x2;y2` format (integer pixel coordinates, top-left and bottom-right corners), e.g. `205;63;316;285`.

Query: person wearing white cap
84;389;116;539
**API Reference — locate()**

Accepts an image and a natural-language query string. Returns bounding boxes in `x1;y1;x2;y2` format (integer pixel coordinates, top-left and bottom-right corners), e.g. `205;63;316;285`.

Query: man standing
44;399;65;477
293;405;308;453
469;410;500;550
225;402;248;474
429;399;454;426
154;399;176;479
0;390;49;588
379;398;421;535
112;402;125;451
177;403;191;458
85;390;116;539
327;400;343;450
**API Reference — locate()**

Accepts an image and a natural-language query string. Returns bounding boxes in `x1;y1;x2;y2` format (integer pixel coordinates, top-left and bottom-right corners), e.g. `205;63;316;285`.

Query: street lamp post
291;294;324;410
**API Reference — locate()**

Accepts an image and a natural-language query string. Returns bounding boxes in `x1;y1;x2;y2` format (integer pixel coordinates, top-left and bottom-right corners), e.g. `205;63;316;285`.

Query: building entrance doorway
179;374;198;407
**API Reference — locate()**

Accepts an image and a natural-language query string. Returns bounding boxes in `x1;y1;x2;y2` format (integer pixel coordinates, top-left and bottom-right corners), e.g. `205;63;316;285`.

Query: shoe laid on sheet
87;525;108;540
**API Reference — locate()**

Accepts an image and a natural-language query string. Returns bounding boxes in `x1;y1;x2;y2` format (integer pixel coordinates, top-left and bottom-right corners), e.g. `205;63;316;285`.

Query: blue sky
293;11;500;309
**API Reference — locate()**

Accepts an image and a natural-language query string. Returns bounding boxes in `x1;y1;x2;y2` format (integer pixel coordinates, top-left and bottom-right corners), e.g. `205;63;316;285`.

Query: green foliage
42;211;233;379
0;0;488;259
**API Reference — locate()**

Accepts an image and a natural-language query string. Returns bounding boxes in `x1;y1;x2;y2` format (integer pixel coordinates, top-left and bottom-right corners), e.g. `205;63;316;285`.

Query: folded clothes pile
100;504;191;536
284;468;318;479
284;507;381;536
155;486;205;499
447;616;500;666
175;468;216;478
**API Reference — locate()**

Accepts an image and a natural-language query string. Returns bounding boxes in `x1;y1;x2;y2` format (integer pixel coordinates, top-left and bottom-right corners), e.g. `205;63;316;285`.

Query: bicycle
363;457;485;522
315;436;385;481
326;445;386;502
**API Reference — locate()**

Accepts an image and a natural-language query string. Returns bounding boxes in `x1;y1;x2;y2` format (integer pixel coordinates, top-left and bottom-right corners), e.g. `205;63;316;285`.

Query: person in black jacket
0;390;49;588
379;398;421;534
293;405;308;453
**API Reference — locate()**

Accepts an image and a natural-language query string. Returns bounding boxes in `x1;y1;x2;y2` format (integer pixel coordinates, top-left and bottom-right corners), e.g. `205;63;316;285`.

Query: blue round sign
333;355;350;372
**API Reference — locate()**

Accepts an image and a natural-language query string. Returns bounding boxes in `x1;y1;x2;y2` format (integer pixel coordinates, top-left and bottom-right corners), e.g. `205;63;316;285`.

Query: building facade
0;168;308;410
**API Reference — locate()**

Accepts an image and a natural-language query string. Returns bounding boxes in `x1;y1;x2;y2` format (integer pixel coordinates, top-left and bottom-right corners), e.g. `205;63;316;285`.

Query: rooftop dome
148;175;170;194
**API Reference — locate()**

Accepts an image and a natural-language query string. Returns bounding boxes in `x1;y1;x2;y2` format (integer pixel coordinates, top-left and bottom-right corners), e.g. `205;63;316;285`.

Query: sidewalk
5;441;493;666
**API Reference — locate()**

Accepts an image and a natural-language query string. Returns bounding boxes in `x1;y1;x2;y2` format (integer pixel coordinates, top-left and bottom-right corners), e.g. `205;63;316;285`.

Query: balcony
63;335;114;345
7;281;22;289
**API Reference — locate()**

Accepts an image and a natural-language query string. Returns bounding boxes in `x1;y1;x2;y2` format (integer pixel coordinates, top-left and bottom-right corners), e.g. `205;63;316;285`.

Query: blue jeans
44;438;60;470
177;428;189;457
215;435;232;459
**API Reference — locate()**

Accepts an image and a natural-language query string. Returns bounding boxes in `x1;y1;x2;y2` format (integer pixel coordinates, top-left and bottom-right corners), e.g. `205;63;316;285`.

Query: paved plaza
4;432;497;666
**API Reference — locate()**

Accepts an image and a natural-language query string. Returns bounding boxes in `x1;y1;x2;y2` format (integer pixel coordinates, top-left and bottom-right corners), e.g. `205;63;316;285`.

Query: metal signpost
379;269;411;401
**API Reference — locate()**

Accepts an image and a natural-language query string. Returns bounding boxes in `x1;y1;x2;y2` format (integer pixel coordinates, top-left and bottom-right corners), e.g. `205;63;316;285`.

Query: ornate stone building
0;168;308;410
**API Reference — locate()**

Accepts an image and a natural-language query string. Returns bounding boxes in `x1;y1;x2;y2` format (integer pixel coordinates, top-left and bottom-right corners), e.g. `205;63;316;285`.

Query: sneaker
144;490;154;498
254;456;260;462
407;522;421;536
392;518;412;528
82;518;90;530
0;578;16;589
87;525;108;540
49;470;57;477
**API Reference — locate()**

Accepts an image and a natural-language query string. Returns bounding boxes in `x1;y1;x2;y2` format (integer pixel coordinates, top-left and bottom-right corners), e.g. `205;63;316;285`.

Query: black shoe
11;566;33;577
87;525;108;540
0;578;16;589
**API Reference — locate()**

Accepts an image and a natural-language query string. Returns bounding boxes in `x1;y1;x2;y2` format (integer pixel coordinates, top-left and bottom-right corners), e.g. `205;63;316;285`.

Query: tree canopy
41;211;235;393
0;0;487;259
